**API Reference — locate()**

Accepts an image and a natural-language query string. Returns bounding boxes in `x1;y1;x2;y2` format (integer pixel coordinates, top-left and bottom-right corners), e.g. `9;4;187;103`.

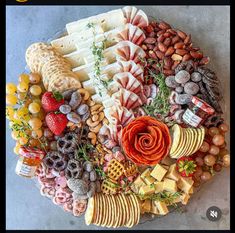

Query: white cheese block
72;63;95;81
51;25;104;54
66;9;126;34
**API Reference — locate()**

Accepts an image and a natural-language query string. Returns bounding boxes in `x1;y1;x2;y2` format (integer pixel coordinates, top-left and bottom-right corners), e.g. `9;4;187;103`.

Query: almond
145;25;154;33
163;69;174;76
171;54;183;61
176;49;188;56
157;34;165;43
147;44;154;50
157;29;166;36
177;30;187;40
184;34;191;45
158;42;167;53
149;31;156;38
163;38;172;47
167;29;177;35
182;53;192;62
174;42;184;49
163;57;173;67
190;51;203;59
156;51;165;59
144;37;156;44
148;50;158;59
158;21;171;30
171;35;180;45
163;32;171;37
142;44;147;50
165;46;175;56
199;56;210;65
172;60;181;70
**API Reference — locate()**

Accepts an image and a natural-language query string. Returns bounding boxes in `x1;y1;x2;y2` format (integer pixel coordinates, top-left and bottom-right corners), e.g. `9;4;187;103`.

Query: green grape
28;117;42;130
30;85;42;96
28;102;41;114
19;74;30;84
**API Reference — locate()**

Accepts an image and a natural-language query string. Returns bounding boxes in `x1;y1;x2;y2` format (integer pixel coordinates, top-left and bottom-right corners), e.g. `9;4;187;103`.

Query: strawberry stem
52;91;63;101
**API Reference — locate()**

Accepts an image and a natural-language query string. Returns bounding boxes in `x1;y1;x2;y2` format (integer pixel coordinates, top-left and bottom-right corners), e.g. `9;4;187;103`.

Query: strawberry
41;91;64;112
176;156;197;177
45;111;68;136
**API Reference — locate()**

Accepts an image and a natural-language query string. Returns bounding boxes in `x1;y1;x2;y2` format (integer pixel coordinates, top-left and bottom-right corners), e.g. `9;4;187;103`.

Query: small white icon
210;210;218;218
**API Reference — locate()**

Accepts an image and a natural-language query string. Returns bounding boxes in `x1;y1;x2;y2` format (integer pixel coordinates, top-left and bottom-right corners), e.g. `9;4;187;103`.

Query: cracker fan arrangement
6;6;230;228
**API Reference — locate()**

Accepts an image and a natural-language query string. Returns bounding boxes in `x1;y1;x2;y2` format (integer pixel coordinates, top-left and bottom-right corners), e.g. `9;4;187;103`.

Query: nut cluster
142;21;209;76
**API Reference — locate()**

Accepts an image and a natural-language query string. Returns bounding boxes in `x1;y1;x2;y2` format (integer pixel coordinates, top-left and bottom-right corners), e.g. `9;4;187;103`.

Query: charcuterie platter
5;6;230;228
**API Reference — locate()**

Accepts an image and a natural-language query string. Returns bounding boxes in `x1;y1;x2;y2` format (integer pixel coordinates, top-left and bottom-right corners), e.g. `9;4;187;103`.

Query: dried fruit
175;70;190;84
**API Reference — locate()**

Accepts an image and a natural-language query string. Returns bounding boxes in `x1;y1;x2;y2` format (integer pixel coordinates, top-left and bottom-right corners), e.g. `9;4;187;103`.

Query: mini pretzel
72;199;88;217
57;132;78;154
43;151;68;172
65;159;83;179
101;179;118;195
123;161;138;177
107;159;124;180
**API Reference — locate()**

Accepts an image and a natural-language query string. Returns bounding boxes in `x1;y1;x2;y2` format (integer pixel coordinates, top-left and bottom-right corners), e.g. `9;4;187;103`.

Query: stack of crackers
169;124;206;159
85;193;140;228
25;42;81;92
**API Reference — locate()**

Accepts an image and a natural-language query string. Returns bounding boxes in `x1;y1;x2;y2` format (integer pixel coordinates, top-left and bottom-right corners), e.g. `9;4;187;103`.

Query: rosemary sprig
95;166;107;178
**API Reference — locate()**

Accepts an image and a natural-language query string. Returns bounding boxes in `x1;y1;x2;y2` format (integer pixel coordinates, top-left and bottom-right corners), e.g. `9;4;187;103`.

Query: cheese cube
153;181;164;193
166;164;180;181
139;185;155;195
177;177;194;193
180;193;190;205
130;184;139;194
144;175;156;185
141;199;151;213
189;186;194;194
140;168;151;179
150;164;167;181
133;175;146;188
171;195;181;204
150;201;159;214
154;201;169;215
163;178;178;192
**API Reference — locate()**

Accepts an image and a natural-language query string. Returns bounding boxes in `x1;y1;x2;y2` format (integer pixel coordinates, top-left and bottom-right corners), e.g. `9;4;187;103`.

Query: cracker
85;196;95;225
107;159;124;180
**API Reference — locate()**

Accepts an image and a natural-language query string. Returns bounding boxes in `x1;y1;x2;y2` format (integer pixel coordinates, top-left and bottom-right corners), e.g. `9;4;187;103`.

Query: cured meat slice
118;60;144;82
113;88;143;110
113;72;143;94
122;6;148;28
116;24;146;46
115;41;146;63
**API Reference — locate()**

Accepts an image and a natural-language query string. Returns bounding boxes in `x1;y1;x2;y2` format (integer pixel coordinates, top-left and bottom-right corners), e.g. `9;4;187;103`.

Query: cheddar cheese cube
166;164;180;181
177;177;194;193
150;164;167;181
153;181;164;193
163;178;178;192
180;192;190;205
154;200;169;215
141;199;151;213
150;201;159;214
139;185;155;195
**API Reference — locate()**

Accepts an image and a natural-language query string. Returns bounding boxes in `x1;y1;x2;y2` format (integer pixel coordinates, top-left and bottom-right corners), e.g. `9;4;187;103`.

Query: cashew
90;104;102;112
98;106;104;112
86;118;100;128
91;110;99;116
67;121;74;127
78;88;90;101
87;100;96;107
98;112;105;122
89;123;102;134
102;118;109;125
92;114;99;122
88;132;97;145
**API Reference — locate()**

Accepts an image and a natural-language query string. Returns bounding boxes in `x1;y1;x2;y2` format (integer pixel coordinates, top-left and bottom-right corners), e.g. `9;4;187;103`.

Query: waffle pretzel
101;179;118;194
107;159;124;180
124;161;138;177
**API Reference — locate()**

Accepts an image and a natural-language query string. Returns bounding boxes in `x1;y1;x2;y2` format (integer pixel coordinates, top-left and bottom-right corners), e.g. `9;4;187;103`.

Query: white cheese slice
66;9;126;34
51;25;104;55
72;63;95;81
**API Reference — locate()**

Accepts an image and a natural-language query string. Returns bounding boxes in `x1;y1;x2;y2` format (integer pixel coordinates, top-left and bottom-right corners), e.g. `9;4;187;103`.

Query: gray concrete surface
6;5;230;230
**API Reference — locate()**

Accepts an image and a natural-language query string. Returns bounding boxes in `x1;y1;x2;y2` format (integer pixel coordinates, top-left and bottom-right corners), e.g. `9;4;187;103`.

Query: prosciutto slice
113;72;143;94
116;23;146;46
118;60;144;82
113;88;143;110
116;41;146;63
122;6;149;28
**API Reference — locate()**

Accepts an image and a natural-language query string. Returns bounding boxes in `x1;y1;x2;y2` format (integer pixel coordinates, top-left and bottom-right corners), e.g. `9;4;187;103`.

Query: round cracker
96;193;103;226
101;194;109;227
169;124;182;155
119;193;128;227
171;127;186;159
191;126;205;154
